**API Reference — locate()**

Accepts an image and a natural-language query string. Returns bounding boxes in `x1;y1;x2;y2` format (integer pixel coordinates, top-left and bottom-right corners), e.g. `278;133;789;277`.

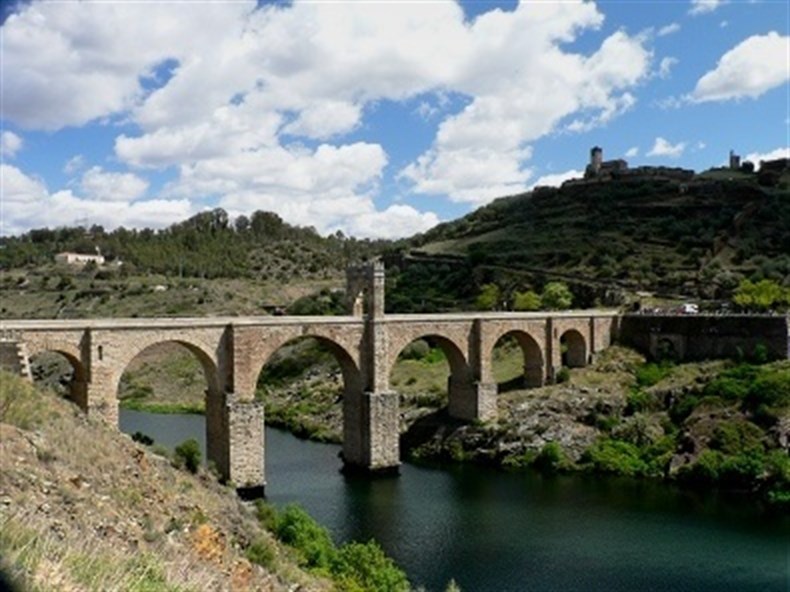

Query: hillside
1;165;789;318
0;372;414;592
387;166;790;311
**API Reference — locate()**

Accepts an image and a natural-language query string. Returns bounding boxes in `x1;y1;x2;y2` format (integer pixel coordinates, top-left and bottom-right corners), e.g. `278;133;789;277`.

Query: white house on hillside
55;251;105;266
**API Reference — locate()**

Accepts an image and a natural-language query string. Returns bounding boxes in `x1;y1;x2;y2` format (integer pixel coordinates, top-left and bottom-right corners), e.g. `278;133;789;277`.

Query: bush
635;362;671;387
245;537;277;570
399;339;430;360
275;504;336;570
625;389;653;414
333;541;410;592
131;431;154;446
533;442;567;472
555;367;570;383
581;439;649;477
709;420;765;456
173;438;201;473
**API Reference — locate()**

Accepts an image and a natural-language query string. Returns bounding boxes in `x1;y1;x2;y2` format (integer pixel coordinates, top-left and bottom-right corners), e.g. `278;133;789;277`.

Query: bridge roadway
1;306;618;496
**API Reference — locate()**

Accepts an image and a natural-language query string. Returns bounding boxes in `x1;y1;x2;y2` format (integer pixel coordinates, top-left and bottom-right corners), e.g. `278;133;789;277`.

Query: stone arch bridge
1;264;618;495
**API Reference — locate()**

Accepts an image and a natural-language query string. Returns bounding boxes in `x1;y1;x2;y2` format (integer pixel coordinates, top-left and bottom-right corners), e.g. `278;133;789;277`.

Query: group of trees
475;281;574;311
0;208;392;280
732;279;790;312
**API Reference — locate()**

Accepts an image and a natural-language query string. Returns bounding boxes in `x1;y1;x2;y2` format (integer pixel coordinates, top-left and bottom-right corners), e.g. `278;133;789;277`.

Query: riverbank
254;344;790;508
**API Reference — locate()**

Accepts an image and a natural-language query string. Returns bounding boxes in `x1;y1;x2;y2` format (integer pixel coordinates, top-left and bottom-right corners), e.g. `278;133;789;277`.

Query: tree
541;282;573;310
513;290;541;311
733;279;786;311
475;283;501;311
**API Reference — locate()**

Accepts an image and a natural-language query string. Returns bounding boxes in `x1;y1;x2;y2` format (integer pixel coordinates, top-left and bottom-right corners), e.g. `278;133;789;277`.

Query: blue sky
1;0;788;237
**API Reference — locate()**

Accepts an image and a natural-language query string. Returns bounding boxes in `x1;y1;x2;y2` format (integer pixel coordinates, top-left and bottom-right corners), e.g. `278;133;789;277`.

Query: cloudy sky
1;0;788;238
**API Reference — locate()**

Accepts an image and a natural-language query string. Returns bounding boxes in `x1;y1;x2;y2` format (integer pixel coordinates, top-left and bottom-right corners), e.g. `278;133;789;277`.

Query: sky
1;0;788;239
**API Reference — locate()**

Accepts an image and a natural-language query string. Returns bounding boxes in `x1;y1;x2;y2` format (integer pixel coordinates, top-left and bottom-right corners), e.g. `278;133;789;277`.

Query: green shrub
131;431;154;446
333;541;410;592
533;442;567;472
678;450;723;485
709;420;765;456
173;438;201;473
275;504;336;570
254;500;278;531
635;362;671;387
669;395;699;425
581;439;649;477
625;389;652;414
555;367;570;383
745;369;790;411
245;537;277;570
399;340;430;360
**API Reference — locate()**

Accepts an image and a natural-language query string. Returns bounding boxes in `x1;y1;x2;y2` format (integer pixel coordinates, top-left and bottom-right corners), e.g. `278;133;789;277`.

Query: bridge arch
253;333;364;465
388;333;471;420
491;330;545;390
252;334;363;399
113;337;225;476
113;338;221;397
27;345;89;411
560;329;587;368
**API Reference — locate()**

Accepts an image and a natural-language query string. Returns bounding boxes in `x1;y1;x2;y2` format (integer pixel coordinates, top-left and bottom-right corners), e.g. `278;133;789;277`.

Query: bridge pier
209;393;265;497
448;376;497;423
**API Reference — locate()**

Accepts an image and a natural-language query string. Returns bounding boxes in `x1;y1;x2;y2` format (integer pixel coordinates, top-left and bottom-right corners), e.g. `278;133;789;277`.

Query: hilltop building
55;249;105;267
729;150;741;170
563;146;694;188
584;146;628;179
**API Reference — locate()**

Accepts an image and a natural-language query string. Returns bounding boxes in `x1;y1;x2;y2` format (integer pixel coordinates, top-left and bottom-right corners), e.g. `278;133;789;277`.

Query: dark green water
120;409;789;592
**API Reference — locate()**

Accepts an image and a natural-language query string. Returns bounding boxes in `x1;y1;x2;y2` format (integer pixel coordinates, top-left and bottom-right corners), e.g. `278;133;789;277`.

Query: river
119;409;789;592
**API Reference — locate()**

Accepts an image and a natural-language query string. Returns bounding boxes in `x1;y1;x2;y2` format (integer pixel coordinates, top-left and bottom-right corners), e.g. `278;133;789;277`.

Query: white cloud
744;147;790;168
689;0;724;16
3;2;253;130
63;155;85;175
80;166;149;202
2;0;652;235
1;164;191;236
625;146;639;158
658;57;678;79
342;205;440;239
657;23;680;37
1;131;23;158
691;32;790;102
531;169;584;189
647;137;687;158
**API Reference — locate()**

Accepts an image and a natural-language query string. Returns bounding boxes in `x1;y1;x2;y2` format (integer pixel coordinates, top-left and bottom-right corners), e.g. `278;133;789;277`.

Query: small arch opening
29;350;88;411
492;331;544;393
560;329;587;369
255;336;361;445
390;335;469;415
117;341;219;463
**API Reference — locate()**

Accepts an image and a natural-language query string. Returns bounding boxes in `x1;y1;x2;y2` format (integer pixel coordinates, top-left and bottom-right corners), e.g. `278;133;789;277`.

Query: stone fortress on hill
577;145;695;184
554;145;789;189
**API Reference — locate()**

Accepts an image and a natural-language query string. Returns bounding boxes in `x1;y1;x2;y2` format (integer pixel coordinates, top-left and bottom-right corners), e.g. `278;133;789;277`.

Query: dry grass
0;372;328;592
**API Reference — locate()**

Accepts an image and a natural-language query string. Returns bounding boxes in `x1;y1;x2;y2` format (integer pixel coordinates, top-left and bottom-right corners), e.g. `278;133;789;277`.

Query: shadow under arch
28;349;89;411
254;335;364;467
491;330;545;392
560;329;587;368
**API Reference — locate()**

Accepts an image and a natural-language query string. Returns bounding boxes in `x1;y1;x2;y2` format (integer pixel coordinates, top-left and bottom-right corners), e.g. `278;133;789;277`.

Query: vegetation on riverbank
409;349;790;508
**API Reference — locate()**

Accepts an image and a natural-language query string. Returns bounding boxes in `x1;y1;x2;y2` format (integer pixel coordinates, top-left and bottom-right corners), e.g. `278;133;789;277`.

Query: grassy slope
393;172;790;310
0;265;341;319
0;372;330;592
